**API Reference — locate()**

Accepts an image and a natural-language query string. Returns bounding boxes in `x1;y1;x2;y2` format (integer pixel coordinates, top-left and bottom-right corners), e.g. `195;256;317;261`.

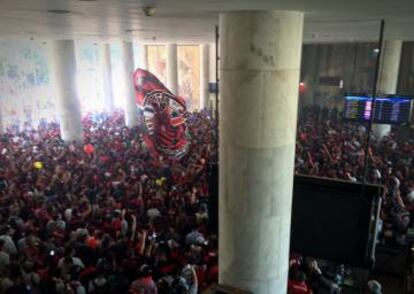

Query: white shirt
58;257;85;270
0;235;17;255
0;251;10;272
147;208;161;221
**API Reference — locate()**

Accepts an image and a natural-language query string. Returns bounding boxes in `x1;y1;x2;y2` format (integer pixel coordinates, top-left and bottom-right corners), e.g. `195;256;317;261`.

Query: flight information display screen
344;94;413;124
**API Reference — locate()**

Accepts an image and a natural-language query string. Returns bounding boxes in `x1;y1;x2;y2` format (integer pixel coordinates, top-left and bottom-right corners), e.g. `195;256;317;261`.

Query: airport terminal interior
1;0;414;293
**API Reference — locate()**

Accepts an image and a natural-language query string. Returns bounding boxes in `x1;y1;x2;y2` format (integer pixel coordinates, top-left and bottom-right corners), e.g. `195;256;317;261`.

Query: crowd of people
289;105;414;294
0;110;218;293
296;106;414;246
1;104;414;293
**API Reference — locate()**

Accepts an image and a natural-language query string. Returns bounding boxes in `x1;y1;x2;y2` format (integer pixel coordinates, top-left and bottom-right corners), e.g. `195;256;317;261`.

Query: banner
133;68;190;160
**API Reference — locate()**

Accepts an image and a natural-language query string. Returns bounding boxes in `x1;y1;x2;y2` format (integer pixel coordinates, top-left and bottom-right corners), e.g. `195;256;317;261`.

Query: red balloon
84;144;94;154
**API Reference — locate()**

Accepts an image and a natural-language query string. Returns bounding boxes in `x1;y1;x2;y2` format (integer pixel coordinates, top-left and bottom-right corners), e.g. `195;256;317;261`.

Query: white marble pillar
219;11;304;294
200;44;210;110
209;43;217;113
99;43;115;113
137;43;148;69
166;43;178;95
209;43;216;83
121;41;139;128
50;40;83;143
372;40;402;140
302;45;319;107
0;107;3;134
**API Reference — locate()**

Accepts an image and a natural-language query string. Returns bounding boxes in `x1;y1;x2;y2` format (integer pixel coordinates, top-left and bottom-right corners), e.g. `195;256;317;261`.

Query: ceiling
0;0;414;44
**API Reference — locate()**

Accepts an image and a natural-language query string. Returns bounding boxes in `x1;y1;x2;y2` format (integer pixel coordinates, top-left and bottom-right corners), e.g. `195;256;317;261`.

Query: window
178;45;200;111
147;45;167;85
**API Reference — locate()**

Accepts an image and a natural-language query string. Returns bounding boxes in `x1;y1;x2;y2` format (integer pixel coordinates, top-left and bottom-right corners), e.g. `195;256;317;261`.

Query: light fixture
373;48;380;53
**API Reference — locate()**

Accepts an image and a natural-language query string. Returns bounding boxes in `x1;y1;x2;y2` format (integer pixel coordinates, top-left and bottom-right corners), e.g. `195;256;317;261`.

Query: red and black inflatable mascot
133;68;190;160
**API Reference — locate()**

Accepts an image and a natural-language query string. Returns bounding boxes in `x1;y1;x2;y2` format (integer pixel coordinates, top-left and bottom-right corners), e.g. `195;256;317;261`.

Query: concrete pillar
99;43;115;113
121;41;139;128
372;40;402;140
166;43;178;95
302;45;319;107
50;40;83;143
137;43;148;69
219;11;304;294
209;43;217;112
0;108;3;134
200;44;210;110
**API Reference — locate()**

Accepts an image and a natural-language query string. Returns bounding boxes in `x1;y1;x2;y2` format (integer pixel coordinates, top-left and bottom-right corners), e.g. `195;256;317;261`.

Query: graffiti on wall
0;41;124;128
0;40;56;128
0;42;203;128
147;45;201;111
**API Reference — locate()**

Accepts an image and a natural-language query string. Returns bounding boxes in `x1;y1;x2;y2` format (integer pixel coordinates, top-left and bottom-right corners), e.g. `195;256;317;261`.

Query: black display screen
343;94;413;124
290;175;382;268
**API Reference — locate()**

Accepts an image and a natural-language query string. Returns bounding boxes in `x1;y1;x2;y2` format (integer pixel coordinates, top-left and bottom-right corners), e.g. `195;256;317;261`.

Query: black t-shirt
0;177;7;191
76;243;95;266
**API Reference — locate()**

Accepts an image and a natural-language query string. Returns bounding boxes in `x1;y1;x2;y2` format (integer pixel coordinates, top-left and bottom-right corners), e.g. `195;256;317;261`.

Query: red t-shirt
288;280;312;294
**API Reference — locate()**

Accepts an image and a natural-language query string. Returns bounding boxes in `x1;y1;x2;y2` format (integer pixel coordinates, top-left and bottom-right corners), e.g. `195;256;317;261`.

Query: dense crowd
296;106;414;246
2;105;414;294
288;105;414;294
0;110;217;293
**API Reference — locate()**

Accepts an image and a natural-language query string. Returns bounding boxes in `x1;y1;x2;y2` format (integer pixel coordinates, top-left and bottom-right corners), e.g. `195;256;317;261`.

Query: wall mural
146;45;201;111
76;42;110;112
0;41;126;129
0;40;56;128
0;42;202;129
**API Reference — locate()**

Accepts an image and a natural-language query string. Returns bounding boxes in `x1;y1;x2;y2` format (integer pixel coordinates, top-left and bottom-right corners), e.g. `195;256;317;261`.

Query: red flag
133;68;190;160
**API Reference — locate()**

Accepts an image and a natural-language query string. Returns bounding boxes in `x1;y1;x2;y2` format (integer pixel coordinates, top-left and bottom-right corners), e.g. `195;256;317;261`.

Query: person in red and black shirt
288;271;313;294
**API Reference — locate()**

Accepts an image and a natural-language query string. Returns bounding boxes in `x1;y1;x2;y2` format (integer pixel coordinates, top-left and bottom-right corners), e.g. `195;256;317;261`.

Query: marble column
209;43;217;112
302;45;319;107
372;40;402;140
219;11;304;294
121;41;139;128
50;40;83;143
0;107;3;134
166;43;178;95
99;43;115;113
200;44;210;110
137;43;148;69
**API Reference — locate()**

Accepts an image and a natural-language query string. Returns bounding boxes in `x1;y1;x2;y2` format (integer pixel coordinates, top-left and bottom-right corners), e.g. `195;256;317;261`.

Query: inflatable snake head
133;68;190;160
